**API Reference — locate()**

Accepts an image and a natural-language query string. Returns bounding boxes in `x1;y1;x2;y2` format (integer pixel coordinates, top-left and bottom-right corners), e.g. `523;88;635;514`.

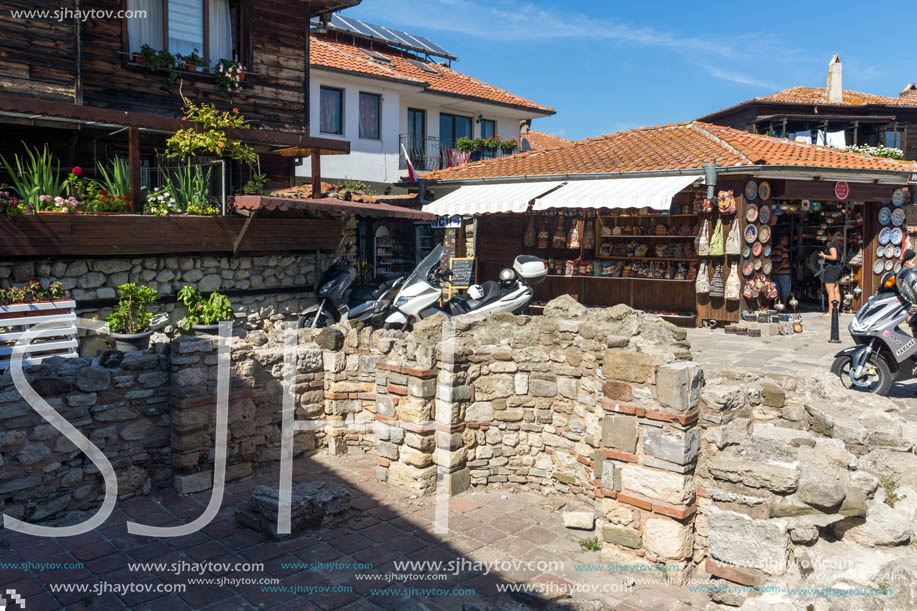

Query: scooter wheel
830;354;893;396
706;319;718;329
298;311;335;329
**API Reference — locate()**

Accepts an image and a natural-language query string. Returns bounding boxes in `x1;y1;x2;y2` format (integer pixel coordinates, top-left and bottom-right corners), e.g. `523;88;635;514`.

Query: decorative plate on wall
744;180;758;202
892;188;907;206
894;247;902;259
891;227;904;245
801;200;811;212
753;258;762;271
887;247;897;259
762;259;772;274
878;207;891;225
742;245;751;258
745;203;759;223
892;208;905;227
879;227;892;245
763;245;771;257
743;261;755;276
886;259;895;271
744;224;758;244
758;225;771;243
877;245;886;258
874;260;886;275
758;181;771;201
759;205;771;225
752;241;763;257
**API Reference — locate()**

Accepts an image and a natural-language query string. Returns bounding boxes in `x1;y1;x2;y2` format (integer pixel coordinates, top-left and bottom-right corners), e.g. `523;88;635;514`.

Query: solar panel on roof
359;49;393;65
407;58;438;74
316;14;457;61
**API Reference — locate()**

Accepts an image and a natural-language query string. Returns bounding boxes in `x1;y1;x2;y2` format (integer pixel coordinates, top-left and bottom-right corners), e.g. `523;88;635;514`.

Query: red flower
232;107;239;113
100;190;108;196
217;142;224;148
181;116;187;121
71;166;83;177
124;202;131;209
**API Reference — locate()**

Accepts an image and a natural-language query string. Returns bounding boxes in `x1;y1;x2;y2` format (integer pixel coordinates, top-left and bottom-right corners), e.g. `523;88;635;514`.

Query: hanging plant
165;98;257;167
214;56;246;99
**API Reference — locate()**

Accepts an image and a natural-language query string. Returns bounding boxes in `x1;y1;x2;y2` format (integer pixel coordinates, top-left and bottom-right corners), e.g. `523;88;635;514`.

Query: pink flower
39;194;51;202
71;166;82;176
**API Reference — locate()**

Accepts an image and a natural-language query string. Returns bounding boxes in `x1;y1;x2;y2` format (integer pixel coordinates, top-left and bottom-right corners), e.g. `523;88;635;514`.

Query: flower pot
110;329;154;352
191;321;230;336
237;72;245;81
133;53;148;64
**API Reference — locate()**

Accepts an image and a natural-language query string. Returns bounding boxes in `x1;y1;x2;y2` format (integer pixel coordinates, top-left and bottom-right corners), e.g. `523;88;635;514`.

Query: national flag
401;143;417;183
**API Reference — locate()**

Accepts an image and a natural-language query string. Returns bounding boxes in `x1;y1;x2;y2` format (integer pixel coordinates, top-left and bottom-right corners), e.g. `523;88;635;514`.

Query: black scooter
298;258;404;328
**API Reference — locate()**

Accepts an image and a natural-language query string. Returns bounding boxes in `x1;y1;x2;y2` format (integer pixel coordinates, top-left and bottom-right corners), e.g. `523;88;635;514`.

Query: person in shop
817;231;844;318
771;234;791;302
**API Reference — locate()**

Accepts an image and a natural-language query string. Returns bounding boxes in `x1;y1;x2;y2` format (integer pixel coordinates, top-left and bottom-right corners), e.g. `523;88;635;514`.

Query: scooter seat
351;275;402;302
447;281;507;315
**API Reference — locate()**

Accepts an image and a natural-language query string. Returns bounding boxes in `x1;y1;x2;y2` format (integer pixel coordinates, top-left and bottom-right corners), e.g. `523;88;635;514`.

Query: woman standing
818;231;844;318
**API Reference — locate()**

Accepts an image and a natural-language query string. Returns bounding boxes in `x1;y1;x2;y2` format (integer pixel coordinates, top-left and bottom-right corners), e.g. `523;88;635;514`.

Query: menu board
449;257;475;287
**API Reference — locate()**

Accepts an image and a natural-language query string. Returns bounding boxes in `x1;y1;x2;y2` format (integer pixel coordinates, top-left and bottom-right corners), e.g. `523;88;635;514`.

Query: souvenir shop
468;175;912;327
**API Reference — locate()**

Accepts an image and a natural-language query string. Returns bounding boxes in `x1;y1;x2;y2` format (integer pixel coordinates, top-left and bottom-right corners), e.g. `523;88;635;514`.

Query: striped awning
422;181;565;216
533;175;701;211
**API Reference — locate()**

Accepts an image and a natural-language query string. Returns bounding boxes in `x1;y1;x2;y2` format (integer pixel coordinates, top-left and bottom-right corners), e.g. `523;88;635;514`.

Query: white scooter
384;244;547;329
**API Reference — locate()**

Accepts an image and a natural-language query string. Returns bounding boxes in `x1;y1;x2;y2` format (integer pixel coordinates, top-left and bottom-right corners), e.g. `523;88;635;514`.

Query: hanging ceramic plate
878;207;892;225
759;225;771;243
877;245;886;258
759;205;771;225
891;227;904;245
745;203;759;223
752;241;763;257
744;224;757;243
742;245;751;258
801;200;811;212
754;258;762;271
895;247;903;258
892;188;907;206
874;260;886;275
892;208;906;227
887;247;897;259
743;261;754;276
886;259;895;272
763;259;772;275
744;180;758;202
758;181;771;201
879;227;892;245
763;245;772;257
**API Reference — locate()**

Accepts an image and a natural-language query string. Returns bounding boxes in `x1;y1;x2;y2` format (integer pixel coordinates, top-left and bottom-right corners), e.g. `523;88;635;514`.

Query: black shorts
822;264;843;284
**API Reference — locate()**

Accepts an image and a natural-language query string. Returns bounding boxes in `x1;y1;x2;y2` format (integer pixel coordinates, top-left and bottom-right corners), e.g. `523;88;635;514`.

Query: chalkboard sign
449;257;475;287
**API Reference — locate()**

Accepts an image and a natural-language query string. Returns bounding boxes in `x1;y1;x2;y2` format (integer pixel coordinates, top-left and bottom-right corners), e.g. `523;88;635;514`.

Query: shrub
176;286;233;333
108;283;157;334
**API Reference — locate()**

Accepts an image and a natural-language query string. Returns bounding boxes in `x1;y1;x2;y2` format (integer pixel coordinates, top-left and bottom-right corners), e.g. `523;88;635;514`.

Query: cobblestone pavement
0;451;715;610
687;312;917;402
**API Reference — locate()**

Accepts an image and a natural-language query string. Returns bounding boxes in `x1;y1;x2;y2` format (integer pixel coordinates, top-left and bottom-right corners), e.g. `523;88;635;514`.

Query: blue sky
343;0;915;141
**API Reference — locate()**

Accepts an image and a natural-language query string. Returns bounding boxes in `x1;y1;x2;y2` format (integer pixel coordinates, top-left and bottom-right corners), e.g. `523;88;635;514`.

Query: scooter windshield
402;244;445;289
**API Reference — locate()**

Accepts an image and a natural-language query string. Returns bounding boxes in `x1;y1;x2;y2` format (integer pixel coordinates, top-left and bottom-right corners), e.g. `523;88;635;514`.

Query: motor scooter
298;258;404;328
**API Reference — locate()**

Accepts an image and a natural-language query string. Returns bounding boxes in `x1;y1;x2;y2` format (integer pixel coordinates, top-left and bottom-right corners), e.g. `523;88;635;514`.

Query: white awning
533;175;701;211
422;181;565;216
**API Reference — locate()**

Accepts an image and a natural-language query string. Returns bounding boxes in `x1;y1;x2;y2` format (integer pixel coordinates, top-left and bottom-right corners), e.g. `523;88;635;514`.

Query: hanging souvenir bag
709;264;725;298
537;219;550;249
523;216;536;248
695;219;710;256
695;261;709;293
725;219;740;255
552;216;566;248
568;218;582;249
582;218;595;250
725;262;741;300
718;190;736;214
709;219;725;256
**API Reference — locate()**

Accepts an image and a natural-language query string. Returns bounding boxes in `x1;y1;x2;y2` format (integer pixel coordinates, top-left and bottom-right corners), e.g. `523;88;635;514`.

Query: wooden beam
311;150;321;197
233;211;256;256
129;127;141;213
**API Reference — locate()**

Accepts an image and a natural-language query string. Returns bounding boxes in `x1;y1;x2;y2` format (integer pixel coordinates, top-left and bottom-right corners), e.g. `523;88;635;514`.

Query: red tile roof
424;122;916;181
755;86;917;107
310;35;553;114
521;129;574;151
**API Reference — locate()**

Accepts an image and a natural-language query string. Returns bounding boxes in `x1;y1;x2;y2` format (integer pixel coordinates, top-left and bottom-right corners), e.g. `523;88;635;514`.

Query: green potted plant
181;49;208;73
138;44;179;86
499;138;517;153
455;137;475;153
108;283;158;351
176;286;233;335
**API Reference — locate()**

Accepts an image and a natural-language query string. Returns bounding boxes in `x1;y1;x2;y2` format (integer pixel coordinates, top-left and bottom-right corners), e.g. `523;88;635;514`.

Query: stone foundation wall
695;367;917;607
0;348;171;523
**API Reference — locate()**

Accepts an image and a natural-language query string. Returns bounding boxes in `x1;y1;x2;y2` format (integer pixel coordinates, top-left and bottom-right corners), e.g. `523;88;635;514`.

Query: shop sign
432;215;462;229
835;181;850;200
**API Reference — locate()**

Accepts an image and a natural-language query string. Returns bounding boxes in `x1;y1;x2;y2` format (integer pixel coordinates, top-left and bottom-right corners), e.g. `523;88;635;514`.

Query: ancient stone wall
696;367;917;607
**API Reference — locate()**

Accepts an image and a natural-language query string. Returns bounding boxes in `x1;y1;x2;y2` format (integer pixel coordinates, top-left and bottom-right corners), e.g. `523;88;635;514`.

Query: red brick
601;399;635;414
603;489;617;499
387;383;408;396
652;502;697;521
705;558;767;587
616;492;652;511
595;488;604;498
602;448;638;463
576;456;594;467
644;409;698;425
401;366;438;379
357;392;376;401
310;380;324;388
696;484;712;499
324;391;349;400
376;457;390;467
376;362;402;373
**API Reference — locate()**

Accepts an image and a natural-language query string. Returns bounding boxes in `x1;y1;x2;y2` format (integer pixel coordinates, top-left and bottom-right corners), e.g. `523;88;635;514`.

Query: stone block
601;461;615;489
642;428;700;466
656;362;703;412
388;462;437;495
797;446;848;510
514;373;528;395
438;468;470;495
708;440;799;493
601;498;633;525
707;506;789;576
408;377;437;399
175;471;213;494
495;407;524;422
602;525;642;549
377;441;399;461
620;464;693;505
603;349;653;383
397;397;432;422
761;381;786;408
603;380;633;401
405;431;435;452
562;511;595;530
76;367;110;392
400;445;433;468
465;402;493;422
644;517;693;560
376;395;396;418
601;414;637;452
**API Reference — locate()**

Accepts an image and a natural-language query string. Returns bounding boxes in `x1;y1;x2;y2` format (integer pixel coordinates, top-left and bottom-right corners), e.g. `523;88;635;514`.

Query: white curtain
168;0;204;59
127;0;163;52
209;0;233;64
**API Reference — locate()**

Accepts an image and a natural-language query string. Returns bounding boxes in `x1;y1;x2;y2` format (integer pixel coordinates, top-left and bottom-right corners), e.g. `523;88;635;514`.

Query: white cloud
695;63;779;90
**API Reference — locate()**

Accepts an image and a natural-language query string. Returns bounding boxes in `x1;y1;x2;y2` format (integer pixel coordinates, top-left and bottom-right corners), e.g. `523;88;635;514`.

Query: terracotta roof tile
310;35;552;113
425;122;916;181
521;129;574;151
756;86;917;107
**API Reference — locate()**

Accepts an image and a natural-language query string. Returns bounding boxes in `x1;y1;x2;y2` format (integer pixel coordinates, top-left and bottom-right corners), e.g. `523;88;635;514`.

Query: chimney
901;83;917;102
826;55;842;104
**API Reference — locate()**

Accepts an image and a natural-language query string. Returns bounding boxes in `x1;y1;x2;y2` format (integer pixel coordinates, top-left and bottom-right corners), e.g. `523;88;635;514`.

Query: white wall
299;69;542;187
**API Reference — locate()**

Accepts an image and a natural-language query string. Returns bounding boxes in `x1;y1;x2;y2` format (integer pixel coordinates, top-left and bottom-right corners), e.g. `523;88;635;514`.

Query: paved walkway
0;452;714;611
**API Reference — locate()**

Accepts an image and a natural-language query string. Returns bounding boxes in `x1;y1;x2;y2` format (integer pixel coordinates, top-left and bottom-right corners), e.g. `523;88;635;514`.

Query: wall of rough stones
0;348;172;524
695;367;917;608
